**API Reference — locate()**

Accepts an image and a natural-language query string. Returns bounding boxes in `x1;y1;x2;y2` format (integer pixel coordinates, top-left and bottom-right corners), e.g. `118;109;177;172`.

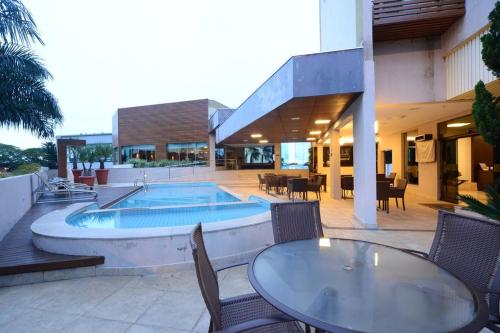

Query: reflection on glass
281;142;310;170
167;142;208;165
121;145;156;162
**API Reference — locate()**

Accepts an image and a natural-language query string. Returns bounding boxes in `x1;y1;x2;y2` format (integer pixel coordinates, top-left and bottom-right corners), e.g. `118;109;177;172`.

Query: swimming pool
32;182;274;270
111;182;240;208
68;202;268;229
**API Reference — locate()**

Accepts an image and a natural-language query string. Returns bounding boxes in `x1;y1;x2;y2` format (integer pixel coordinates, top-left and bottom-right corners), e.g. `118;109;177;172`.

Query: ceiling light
324;139;331;144
291;117;300;121
406;136;415;141
310;131;321;135
259;139;268;143
374;121;379;134
339;136;353;146
315;119;331;125
291;129;299;133
447;122;471;128
306;137;316;141
250;134;262;138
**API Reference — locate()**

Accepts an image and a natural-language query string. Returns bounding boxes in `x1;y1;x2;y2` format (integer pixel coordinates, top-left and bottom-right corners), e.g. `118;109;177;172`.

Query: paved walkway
0;180;447;332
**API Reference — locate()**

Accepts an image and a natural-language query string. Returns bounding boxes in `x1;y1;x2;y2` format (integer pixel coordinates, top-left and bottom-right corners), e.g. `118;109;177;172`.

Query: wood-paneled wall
115;99;210;162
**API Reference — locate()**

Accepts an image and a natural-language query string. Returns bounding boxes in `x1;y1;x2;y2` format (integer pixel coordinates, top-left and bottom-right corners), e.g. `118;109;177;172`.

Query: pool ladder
134;171;149;189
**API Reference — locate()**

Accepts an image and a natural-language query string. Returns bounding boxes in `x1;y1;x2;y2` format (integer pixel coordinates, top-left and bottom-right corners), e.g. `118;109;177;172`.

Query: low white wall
106;166;216;184
0;170;45;241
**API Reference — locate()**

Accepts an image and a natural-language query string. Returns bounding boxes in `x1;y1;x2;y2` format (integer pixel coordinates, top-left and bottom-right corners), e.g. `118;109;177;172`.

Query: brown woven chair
288;178;308;201
307;176;323;200
278;175;288;195
402;211;500;332
340;176;354;199
270;201;323;244
376;181;390;213
388;178;407;210
388;172;397;186
190;224;303;333
257;174;266;191
264;175;280;194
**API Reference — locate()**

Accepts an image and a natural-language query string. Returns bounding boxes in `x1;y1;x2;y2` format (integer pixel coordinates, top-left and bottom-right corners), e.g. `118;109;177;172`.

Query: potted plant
70;147;83;182
77;146;97;187
94;144;113;184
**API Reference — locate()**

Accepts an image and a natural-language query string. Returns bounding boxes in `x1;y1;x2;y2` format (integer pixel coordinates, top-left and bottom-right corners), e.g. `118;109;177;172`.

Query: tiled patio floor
0;179;458;332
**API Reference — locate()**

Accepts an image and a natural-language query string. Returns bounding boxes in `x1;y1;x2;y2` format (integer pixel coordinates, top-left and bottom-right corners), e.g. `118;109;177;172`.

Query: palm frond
458;186;500;220
0;43;51;79
0;0;43;45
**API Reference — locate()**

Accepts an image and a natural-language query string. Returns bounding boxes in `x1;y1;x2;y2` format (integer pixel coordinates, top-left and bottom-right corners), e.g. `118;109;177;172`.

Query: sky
0;0;320;149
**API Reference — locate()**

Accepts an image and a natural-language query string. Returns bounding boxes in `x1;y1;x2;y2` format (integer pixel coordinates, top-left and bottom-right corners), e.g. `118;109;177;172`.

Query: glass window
121;145;156;163
167;142;208;165
280;142;310;170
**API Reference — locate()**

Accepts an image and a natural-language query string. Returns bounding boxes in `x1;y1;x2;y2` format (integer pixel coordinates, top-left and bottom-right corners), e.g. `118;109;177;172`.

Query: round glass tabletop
248;238;488;333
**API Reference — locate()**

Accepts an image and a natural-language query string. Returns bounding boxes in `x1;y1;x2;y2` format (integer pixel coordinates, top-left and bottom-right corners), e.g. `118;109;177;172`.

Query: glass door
441;139;459;203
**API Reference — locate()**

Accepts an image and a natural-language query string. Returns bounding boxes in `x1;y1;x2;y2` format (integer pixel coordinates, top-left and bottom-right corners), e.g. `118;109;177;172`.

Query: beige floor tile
61;316;131;333
0;308;79;333
126;323;190;333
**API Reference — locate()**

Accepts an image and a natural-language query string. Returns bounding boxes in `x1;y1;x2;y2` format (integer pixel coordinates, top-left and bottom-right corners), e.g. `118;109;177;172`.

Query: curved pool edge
31;203;274;270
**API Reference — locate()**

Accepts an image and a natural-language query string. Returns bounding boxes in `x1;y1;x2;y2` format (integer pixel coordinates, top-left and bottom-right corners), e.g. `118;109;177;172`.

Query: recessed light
315;119;331;125
291;129;299;133
306;137;316;141
447;122;471;128
259;139;269;143
243;139;248;142
291;117;300;121
250;134;262;138
310;131;321;135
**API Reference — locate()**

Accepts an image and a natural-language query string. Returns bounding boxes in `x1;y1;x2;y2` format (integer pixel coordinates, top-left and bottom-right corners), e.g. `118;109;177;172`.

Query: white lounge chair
35;172;98;202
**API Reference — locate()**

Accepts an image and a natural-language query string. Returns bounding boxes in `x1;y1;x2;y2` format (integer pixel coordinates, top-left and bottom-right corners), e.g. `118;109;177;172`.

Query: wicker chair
190;224;303;333
403;211;500;332
388;178;408;210
340;176;354;199
376;181;390;213
288;178;308;201
270;201;323;244
278;175;288;195
388;172;397;186
307;176;323;200
265;175;280;194
257;174;266;191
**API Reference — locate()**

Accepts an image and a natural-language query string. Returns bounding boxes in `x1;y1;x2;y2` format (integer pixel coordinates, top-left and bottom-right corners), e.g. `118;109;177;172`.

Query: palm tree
0;0;62;138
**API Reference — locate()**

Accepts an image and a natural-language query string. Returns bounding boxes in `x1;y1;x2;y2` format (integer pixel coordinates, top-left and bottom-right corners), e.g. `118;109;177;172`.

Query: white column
329;129;342;199
316;143;324;174
274;143;281;171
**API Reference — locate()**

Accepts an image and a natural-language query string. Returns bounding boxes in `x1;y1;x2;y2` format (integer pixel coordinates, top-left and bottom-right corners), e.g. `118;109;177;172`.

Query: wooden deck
0;186;136;276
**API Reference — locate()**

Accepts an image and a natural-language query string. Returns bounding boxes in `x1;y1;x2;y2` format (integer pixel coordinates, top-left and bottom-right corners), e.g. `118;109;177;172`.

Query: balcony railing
373;0;465;41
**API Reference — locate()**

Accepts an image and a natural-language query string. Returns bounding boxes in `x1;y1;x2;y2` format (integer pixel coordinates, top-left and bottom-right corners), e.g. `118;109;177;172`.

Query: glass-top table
248;238;488;333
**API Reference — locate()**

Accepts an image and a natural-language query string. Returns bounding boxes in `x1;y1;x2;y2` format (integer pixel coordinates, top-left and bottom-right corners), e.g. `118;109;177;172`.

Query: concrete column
209;133;216;171
329;129;342;199
274;143;281;170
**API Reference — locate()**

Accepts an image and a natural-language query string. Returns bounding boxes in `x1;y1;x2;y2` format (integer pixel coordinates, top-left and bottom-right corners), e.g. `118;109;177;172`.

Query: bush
127;159;204;168
12;163;40;176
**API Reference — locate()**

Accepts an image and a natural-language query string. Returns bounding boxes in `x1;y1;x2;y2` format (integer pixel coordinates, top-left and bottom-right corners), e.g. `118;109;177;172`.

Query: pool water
67;203;268;229
111;182;240;208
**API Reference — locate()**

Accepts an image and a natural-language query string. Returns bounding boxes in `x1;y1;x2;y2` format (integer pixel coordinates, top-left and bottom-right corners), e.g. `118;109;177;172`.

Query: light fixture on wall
447;122;471;128
309;131;321;135
374;121;379;134
315;119;331;125
250;134;262;138
306;137;316;141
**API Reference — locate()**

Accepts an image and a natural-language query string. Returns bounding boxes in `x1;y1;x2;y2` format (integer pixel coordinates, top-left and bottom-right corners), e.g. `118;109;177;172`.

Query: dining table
247;238;489;333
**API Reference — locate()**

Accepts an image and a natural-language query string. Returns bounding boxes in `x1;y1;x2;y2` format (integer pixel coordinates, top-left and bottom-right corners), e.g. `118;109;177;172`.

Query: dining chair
257;174;266;191
388;178;408;210
388;172;397;186
376;181;390;213
403;211;500;332
340;176;354;199
264;175;280;194
307;176;323;200
288;178;308;201
270;201;323;244
278;175;288;195
190;223;304;333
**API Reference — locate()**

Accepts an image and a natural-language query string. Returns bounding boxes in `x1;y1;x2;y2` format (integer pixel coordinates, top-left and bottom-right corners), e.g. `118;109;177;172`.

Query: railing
133;161;213;186
373;0;465;25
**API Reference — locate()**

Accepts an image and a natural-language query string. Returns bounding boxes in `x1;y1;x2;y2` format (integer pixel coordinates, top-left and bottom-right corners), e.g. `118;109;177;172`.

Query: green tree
22;147;43;164
481;1;500;78
0;143;23;169
76;146;96;176
0;0;62;138
41;141;57;169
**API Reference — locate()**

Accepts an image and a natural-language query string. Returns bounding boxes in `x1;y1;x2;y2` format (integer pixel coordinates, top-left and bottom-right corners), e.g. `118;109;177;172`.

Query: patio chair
376;181;390;213
257;174;266;191
288;178;308;201
278;175;288;195
270;201;323;244
35;172;97;202
388;178;407;210
388;172;397;186
264;175;280;194
340;176;354;199
307;176;323;200
402;211;500;332
190;224;303;333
